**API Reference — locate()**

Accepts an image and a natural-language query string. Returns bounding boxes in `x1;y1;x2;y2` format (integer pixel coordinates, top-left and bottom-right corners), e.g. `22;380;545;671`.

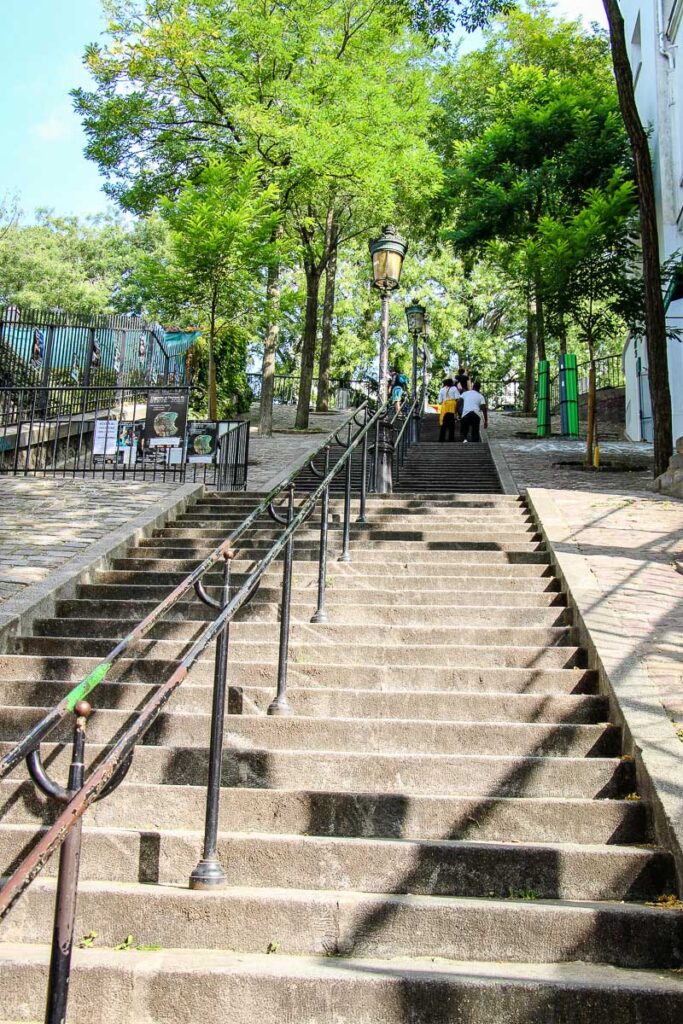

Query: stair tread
4;943;683;993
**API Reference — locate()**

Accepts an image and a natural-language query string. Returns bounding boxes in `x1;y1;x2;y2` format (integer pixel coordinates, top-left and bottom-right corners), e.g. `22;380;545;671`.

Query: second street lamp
405;299;426;444
368;226;408;493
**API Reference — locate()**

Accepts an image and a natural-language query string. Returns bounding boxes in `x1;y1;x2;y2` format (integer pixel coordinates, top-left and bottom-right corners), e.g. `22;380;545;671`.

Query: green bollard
536;360;550;437
564;353;579;438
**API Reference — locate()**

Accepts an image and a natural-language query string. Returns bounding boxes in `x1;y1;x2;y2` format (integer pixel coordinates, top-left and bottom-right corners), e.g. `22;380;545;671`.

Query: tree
601;0;672;473
73;1;438;431
402;0;675;475
0;209;154;314
432;4;630;410
538;173;642;464
147;158;279;418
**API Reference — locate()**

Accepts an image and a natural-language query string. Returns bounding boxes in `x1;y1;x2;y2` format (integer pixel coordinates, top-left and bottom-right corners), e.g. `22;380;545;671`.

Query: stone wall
653;436;683;498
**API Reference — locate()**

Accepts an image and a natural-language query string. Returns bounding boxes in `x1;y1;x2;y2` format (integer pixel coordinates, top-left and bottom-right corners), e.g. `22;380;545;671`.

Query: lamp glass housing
368;226;407;292
405;301;426;334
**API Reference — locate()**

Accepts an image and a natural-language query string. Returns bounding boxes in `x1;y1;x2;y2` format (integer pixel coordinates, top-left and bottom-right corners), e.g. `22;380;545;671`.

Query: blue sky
0;0;608;223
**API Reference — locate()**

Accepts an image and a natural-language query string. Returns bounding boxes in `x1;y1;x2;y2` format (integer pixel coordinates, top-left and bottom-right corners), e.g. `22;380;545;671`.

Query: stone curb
0;482;205;652
526;488;683;892
487;440;520;496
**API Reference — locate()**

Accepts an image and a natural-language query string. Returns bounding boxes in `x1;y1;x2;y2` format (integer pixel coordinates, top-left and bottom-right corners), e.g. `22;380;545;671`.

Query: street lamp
405;299;426;443
368;226;408;492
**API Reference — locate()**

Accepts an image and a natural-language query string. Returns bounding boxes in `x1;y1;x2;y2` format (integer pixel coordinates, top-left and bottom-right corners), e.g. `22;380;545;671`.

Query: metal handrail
0;392;424;1022
0;399;388;913
0;401;369;784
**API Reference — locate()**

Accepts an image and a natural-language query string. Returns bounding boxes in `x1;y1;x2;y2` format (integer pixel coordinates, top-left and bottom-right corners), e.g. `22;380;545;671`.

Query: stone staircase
1;459;683;1018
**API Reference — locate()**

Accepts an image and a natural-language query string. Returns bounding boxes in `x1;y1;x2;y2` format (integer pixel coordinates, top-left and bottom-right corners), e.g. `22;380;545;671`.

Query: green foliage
143;157;279;417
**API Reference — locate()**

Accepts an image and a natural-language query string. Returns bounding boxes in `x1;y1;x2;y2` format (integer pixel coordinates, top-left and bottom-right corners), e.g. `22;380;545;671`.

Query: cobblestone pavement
531;488;683;738
0;478;177;607
487;412;654;494
246;406;358;491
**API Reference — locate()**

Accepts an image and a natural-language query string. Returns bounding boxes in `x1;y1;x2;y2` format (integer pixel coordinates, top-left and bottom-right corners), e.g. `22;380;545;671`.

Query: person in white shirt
438;378;459;442
457;380;488;442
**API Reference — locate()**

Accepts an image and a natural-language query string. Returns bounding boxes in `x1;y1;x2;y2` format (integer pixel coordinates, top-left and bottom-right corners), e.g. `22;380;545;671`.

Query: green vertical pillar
536;360;550;437
564;352;579;438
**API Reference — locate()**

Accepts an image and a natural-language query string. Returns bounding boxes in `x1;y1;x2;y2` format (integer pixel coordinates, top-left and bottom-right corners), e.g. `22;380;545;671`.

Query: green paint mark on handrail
65;663;113;712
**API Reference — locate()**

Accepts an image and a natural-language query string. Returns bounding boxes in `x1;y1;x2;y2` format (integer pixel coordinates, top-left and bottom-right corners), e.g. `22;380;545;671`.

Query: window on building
631;13;643;88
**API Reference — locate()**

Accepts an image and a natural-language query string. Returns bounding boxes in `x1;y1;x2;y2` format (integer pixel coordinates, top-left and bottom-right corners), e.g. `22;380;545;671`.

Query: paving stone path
531;488;683;732
245;406;355;491
487;412;654;495
0;478;177;607
485;413;682;739
0;406;361;610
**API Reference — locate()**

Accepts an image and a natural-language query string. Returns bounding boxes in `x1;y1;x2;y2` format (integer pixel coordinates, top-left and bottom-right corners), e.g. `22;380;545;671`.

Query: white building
622;0;683;441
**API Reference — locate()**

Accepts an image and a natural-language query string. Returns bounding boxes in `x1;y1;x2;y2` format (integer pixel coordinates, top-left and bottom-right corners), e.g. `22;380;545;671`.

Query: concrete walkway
488;412;682;742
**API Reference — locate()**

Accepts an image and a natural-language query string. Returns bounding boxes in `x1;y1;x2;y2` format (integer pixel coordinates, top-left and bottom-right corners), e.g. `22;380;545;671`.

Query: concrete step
4;946;682;1024
4;881;680;969
66;593;569;614
75;583;567;607
178;510;536;525
110;552;552;572
0;742;632;796
31;618;577;649
0;655;595;692
9;637;584;668
0;827;671;900
157;525;541;540
94;563;561;584
135;538;546;555
0;706;620;757
0;680;604;722
0;782;644;843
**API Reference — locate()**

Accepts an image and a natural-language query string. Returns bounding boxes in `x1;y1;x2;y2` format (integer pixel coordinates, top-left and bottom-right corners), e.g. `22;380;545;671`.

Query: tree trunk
295;261;322;430
603;0;672;476
535;279;547;363
524;288;536;414
258;231;283;437
208;290;218;420
317;223;338;413
558;315;567;356
585;346;596;467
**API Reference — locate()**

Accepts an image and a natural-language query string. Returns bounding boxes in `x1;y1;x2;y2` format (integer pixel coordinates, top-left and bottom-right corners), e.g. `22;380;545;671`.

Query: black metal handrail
0;401;372;784
392;393;421;485
0;395;402;1021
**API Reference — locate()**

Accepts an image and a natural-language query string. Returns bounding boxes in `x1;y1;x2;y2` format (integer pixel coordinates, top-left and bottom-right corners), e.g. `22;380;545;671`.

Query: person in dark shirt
455;366;469;392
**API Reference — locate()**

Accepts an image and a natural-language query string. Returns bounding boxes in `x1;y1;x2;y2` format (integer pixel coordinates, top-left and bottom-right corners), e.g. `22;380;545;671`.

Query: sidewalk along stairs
1;449;683;1019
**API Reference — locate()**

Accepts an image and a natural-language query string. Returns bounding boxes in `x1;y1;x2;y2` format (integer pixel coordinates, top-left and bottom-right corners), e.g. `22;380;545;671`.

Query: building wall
623;0;683;442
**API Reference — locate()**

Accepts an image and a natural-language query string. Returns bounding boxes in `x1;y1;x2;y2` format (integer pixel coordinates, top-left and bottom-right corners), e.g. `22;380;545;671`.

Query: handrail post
356;406;368;524
268;485;295;717
311;447;331;623
44;700;91;1024
338;440;353;563
370;413;380;492
189;551;232;889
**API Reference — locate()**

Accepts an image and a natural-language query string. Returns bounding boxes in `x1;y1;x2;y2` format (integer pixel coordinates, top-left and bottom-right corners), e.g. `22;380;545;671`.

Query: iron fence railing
247;372;372;409
0;306;189;394
0;394;425;1022
577;353;624;395
0;384;249;488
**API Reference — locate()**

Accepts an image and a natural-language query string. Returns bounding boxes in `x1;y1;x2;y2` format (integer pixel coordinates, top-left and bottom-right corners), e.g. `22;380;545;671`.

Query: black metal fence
0;306;189;397
247;372;372;409
0;384;249;489
577;354;624;395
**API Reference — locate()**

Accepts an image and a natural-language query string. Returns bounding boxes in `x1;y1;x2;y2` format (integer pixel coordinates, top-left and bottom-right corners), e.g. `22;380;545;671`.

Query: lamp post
422;315;432;413
405;299;426;444
368;226;408;492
